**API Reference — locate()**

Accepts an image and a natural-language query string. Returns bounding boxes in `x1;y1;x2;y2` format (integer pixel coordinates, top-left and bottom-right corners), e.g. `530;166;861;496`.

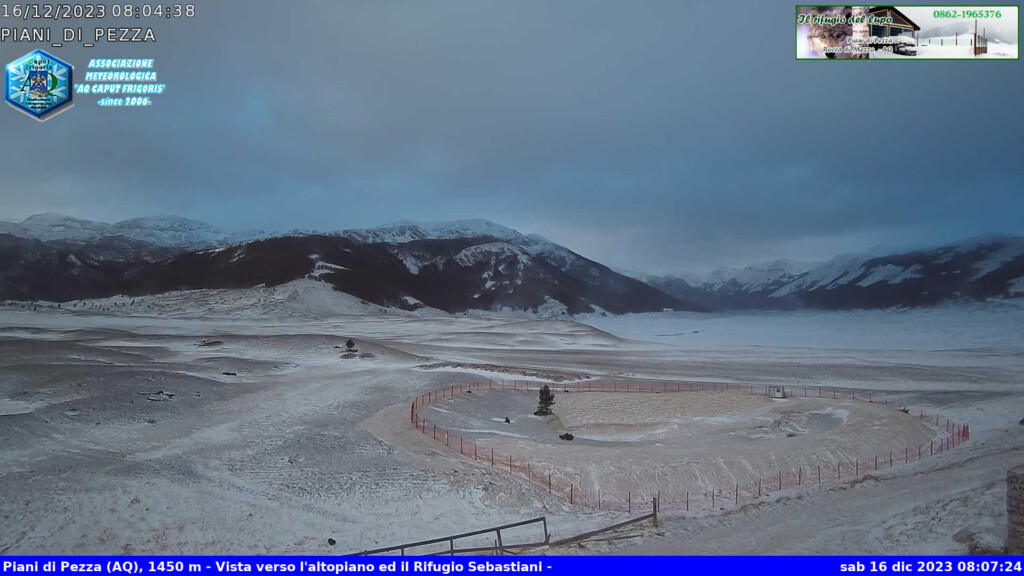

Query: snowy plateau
1;214;1023;555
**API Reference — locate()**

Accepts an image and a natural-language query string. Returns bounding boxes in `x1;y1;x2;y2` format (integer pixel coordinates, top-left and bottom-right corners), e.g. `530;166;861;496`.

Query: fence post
685;491;689;511
798;468;802;486
491;449;494;466
433;424;436;439
735;484;739;505
570;484;574;504
628;491;631;513
548;473;551;493
890;451;893;467
817;465;821;484
446;430;449;447
779;470;782;490
509;455;512;473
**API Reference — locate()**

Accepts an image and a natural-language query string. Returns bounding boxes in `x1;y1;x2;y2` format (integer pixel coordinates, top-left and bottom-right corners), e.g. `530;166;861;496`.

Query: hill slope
649;235;1024;309
0;233;699;315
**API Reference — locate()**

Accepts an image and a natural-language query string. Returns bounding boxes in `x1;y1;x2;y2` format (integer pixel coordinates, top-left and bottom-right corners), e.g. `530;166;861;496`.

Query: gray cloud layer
1;0;1021;273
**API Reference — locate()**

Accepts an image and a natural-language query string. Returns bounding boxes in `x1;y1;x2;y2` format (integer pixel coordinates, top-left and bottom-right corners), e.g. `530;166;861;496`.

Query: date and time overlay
2;3;195;120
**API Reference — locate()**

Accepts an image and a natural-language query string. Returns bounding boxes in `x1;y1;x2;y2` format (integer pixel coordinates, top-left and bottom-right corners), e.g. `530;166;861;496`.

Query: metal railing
349;516;549;556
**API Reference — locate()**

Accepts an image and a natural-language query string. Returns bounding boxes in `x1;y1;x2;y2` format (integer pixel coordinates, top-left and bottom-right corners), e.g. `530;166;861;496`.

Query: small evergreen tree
345;338;356;351
534;385;556;416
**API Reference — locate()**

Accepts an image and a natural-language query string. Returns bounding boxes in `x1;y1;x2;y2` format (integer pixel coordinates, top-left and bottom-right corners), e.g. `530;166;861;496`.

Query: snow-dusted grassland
1;294;1023;554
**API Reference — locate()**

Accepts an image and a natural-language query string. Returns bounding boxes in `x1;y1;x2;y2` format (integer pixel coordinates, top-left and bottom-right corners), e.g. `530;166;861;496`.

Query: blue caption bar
2;557;1023;576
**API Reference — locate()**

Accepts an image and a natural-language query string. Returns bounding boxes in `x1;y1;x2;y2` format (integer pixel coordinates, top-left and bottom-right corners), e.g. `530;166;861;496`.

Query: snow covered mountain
649;235;1024;309
0;214;703;314
0;234;694;314
3;212;1021;312
340;219;578;268
339;219;630;293
0;213;114;242
0;213;275;249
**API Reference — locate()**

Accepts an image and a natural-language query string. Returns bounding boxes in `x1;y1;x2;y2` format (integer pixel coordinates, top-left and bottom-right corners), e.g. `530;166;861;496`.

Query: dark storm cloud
0;0;1021;273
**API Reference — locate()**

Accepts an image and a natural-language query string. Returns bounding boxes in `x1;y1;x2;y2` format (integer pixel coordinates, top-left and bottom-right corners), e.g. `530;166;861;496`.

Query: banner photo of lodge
796;5;1019;59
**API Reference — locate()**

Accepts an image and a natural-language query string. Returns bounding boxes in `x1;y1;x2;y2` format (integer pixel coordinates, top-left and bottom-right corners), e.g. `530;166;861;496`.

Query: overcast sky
1;1;1021;273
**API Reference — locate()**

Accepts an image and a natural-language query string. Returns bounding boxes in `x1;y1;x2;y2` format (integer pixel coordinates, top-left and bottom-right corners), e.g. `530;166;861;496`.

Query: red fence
409;380;969;515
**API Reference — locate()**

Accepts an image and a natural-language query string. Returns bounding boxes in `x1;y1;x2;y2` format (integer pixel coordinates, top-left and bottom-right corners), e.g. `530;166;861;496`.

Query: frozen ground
1;297;1023;554
420;389;940;508
576;301;1024;350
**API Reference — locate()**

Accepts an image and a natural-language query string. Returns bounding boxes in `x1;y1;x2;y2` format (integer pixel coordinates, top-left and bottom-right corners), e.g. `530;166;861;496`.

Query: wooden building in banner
869;6;922;40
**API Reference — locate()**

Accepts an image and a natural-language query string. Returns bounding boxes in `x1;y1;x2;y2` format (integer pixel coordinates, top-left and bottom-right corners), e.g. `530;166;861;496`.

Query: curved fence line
409;380;970;515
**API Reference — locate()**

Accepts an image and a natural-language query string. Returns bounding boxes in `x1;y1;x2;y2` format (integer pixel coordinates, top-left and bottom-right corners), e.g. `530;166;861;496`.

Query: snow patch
971;240;1024;280
857;264;924;287
453;242;530;268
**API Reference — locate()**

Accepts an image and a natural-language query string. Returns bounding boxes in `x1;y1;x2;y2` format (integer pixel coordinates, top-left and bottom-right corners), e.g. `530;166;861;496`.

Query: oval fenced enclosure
409;380;969;515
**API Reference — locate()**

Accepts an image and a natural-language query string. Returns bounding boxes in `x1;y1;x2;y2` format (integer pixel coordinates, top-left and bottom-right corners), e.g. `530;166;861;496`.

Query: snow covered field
1;297;1023;554
576;302;1024;350
871;38;1019;59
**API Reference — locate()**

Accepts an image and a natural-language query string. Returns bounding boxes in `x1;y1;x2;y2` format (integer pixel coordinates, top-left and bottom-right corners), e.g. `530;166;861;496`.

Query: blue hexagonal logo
6;50;74;122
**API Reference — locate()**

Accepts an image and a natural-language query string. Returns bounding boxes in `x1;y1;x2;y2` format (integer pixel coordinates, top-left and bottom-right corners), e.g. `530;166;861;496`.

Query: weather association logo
5;49;74;121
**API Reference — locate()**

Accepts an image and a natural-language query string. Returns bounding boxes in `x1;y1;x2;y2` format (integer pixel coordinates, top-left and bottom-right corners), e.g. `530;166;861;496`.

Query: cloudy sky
1;1;1021;273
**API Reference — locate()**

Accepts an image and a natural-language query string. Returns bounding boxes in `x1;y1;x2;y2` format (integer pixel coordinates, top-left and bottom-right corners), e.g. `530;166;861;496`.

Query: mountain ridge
0;232;699;315
648;235;1024;309
2;212;1022;312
